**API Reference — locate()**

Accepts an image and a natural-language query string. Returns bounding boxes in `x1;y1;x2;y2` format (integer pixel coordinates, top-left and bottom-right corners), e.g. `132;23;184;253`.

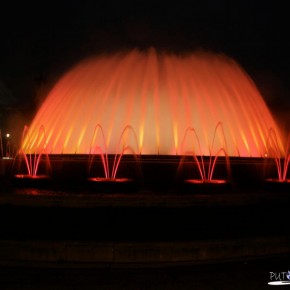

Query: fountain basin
182;179;231;193
263;179;290;193
7;155;287;193
13;174;51;188
87;177;138;193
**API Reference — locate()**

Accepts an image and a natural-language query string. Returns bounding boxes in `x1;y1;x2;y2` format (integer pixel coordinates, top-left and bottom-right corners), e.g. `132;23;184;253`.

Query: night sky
0;1;289;129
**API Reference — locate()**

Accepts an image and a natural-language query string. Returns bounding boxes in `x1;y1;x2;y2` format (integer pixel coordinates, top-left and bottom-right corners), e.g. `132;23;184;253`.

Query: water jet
12;126;52;188
262;130;290;192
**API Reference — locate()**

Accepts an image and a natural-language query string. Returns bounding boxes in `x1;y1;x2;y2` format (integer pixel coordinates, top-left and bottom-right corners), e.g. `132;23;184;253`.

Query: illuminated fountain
87;124;141;192
179;122;231;192
13;126;51;187
264;129;290;190
17;48;286;191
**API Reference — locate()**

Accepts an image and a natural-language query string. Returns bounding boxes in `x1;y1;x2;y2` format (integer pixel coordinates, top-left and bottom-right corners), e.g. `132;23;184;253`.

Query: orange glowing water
22;49;284;157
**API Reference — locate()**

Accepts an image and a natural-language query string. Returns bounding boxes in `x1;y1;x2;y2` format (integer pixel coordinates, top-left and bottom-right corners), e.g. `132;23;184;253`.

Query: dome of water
22;48;284;157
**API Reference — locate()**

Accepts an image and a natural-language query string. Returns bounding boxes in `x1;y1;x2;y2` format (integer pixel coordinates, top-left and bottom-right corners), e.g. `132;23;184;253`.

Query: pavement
0;256;290;289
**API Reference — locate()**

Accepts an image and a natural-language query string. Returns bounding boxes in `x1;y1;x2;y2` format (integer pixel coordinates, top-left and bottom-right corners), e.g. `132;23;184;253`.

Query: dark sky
0;0;289;126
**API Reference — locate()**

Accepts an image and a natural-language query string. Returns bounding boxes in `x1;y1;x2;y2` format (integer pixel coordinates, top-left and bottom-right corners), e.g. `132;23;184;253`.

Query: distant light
264;153;268;157
6;133;10;138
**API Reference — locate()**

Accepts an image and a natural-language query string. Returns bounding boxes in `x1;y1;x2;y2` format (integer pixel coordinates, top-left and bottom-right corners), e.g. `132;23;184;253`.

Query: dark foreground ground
0;186;289;289
0;187;289;242
0;255;289;289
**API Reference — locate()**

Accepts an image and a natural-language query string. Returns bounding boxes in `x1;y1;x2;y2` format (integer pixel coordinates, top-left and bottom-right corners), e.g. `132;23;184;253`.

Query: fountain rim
10;153;281;162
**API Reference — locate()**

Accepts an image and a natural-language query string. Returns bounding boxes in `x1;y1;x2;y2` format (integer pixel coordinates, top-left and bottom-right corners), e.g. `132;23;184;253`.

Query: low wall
0;236;289;268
